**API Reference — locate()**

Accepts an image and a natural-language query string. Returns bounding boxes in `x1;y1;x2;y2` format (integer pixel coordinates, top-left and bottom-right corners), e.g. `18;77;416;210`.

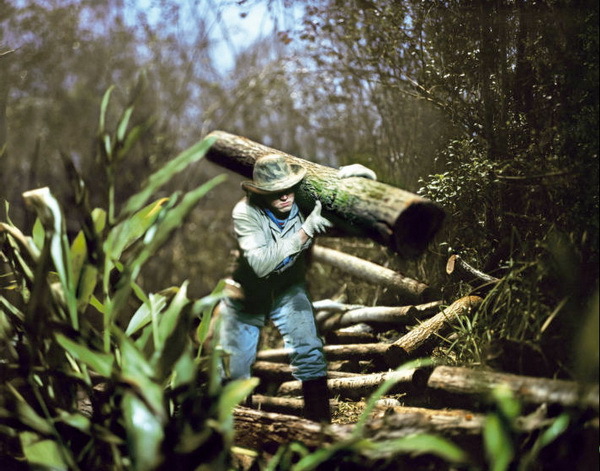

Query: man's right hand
301;200;332;238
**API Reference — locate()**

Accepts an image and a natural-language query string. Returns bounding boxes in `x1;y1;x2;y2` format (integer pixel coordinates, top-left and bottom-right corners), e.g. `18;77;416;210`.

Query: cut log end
392;200;446;258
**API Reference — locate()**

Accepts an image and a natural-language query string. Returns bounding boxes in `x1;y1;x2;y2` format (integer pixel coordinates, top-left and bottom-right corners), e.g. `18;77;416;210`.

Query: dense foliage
1;0;598;469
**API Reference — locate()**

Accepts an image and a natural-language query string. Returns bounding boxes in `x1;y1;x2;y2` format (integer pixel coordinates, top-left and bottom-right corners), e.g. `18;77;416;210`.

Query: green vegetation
1;0;597;469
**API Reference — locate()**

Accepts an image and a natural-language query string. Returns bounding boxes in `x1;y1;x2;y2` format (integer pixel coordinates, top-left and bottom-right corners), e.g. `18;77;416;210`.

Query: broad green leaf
126;292;167;336
116;331;164;418
155;281;189;352
76;264;98;311
170;344;196;389
32;218;44;250
55;410;91;433
106;197;169;259
22;187;78;328
55;333;114;377
20;432;68;470
117;124;144;161
13;398;53;435
120;136;217;218
484;414;514;471
194;279;226;353
369;434;468;463
99;85;115;134
117;106;134;143
218;378;259;426
129;174;226;279
122;391;164;471
91;207;107;234
70;230;87;288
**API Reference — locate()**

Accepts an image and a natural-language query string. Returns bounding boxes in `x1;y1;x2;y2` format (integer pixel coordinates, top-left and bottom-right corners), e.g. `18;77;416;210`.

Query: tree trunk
205;130;445;258
313;245;438;302
427;365;599;412
277;369;428;400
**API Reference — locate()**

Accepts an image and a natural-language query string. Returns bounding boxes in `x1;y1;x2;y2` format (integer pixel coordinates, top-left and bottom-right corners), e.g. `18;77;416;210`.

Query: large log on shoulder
205;130;445;258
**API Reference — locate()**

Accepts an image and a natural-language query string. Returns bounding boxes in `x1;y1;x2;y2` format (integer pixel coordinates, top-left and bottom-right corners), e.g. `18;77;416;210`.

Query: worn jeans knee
270;285;327;381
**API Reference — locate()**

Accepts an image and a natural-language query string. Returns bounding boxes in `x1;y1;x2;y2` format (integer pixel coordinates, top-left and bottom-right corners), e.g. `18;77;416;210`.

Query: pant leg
269;284;327;381
217;298;262;381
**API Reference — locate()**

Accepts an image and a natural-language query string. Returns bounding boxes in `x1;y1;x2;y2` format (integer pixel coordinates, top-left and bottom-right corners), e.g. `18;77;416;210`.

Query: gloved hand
302;200;333;238
338;163;377;181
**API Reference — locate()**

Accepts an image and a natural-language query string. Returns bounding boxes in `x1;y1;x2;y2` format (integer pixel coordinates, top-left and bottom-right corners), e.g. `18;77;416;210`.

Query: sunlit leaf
117;106;134;143
122;391;164;471
99;85;115;135
32;218;44;251
484;414;514;471
218;378;259;426
120;136;217;218
126;292;167;336
129;174;226;279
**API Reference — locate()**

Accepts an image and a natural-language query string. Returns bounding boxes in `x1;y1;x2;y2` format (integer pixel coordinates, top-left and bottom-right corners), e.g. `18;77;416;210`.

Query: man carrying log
217;153;375;423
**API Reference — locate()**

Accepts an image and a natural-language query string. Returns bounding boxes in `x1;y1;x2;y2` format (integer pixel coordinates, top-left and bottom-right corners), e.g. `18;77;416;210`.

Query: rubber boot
302;376;331;423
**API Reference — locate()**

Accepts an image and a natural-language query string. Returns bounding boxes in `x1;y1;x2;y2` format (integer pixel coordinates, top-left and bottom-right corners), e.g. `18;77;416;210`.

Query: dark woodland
0;1;598;470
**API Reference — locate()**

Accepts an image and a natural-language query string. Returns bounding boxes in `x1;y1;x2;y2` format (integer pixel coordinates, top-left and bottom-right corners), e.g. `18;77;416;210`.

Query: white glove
302;200;332;238
338;163;377;181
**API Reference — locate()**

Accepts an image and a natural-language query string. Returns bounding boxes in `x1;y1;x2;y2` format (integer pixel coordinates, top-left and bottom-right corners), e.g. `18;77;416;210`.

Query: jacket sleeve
232;203;305;278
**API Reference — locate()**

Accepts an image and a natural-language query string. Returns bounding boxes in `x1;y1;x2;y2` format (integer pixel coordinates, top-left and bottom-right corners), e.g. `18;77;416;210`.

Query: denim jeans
217;283;327;382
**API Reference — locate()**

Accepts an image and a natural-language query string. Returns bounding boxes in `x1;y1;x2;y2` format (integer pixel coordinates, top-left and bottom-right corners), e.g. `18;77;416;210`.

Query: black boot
302;376;331;423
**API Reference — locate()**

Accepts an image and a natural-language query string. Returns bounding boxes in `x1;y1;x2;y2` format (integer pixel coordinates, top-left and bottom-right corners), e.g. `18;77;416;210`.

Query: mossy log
313;245;438;302
205;130;445;258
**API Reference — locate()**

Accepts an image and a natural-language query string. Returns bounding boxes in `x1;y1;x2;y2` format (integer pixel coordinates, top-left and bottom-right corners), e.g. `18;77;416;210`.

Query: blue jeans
217;284;327;382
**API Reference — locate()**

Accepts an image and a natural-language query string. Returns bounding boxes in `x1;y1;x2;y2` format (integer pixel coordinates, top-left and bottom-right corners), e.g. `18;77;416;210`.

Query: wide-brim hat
241;154;307;194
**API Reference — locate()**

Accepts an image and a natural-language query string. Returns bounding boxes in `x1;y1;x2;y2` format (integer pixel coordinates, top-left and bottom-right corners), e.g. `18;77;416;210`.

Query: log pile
233;245;599;469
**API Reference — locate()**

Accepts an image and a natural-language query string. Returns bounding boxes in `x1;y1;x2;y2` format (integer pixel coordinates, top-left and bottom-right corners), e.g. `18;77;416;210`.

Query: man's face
265;189;295;216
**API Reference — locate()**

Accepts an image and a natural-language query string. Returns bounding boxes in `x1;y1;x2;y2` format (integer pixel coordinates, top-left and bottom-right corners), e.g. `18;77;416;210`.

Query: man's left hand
338;164;377;181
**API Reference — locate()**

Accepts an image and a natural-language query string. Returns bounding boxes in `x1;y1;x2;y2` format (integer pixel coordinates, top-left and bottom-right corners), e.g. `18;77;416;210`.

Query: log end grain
392;199;446;259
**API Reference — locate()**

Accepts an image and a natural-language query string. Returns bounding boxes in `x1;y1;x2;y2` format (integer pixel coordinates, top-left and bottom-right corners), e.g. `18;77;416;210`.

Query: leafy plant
0;87;259;470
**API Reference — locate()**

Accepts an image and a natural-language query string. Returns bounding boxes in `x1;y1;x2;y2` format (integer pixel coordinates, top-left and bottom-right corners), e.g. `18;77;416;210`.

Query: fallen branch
446;254;499;286
277;369;429;400
313;245;439;302
205;130;445;257
427;365;600;412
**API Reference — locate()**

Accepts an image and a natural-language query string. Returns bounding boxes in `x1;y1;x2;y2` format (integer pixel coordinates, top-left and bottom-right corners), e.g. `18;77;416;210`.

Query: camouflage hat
241;154;306;194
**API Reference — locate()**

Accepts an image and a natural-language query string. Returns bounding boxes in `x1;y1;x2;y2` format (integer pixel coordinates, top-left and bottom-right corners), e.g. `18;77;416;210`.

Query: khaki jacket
230;197;312;309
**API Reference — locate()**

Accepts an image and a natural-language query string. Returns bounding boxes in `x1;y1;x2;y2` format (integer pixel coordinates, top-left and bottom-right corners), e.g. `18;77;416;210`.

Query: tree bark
385;296;484;362
252;361;360;384
446;254;500;286
277;369;428;400
313;245;438;302
205;130;445;258
320;305;424;332
325;329;378;345
257;297;481;368
427;365;599;412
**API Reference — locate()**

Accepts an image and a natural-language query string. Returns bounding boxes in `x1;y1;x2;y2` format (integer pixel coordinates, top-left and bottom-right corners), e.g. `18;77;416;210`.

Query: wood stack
233;245;599;468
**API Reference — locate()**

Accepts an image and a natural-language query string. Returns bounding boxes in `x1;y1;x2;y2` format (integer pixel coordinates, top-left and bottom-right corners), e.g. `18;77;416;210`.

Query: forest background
1;0;598;382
